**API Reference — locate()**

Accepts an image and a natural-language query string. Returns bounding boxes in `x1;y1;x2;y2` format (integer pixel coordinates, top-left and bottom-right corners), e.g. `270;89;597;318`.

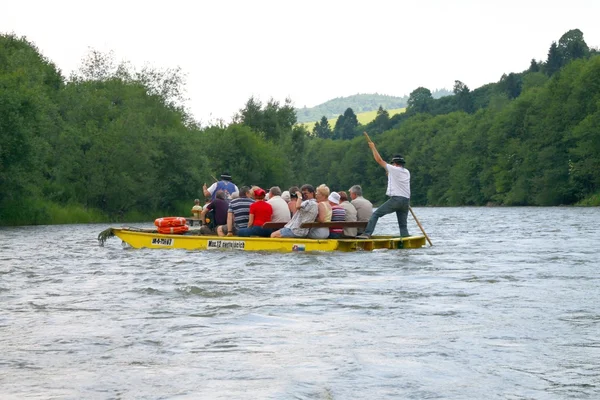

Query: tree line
1;29;599;226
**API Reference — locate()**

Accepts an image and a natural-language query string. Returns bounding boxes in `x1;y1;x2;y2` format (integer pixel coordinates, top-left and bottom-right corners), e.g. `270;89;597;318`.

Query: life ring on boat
157;225;190;234
154;217;187;227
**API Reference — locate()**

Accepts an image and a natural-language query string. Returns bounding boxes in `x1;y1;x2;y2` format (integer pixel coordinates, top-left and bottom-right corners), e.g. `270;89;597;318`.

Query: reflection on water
1;207;599;399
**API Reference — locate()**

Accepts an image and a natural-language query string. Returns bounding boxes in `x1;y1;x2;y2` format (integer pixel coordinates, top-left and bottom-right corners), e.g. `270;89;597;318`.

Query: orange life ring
157;225;190;234
154;217;187;227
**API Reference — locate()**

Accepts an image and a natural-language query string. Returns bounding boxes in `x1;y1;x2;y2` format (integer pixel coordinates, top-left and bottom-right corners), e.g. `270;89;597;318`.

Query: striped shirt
330;205;346;235
228;197;254;229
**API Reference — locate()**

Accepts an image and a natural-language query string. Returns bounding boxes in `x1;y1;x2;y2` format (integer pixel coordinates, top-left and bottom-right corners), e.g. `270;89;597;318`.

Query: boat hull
109;228;426;252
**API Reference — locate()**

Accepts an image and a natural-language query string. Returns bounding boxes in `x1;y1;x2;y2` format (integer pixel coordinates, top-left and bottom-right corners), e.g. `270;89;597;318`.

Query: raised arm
202;183;211;198
368;141;388;169
364;132;387;170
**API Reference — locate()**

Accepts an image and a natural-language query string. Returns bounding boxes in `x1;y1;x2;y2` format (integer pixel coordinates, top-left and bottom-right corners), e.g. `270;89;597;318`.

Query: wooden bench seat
262;221;367;230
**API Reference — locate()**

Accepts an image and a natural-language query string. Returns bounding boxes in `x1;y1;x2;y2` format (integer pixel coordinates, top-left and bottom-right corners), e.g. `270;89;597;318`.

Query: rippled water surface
1;207;599;399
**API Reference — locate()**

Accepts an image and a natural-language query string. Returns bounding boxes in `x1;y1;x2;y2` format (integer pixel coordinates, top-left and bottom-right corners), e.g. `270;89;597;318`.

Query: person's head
289;185;300;200
391;155;406;166
328;191;340;205
239;186;250;198
230;192;239;200
253;187;266;200
194;198;200;205
338;191;348;203
249;185;260;199
215;190;226;200
300;184;315;200
281;190;291;203
269;186;282;197
349;185;362;200
315;184;330;202
221;172;232;181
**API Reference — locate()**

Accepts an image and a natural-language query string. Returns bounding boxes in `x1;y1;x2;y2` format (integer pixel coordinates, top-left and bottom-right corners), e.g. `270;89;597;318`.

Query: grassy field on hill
299;107;406;131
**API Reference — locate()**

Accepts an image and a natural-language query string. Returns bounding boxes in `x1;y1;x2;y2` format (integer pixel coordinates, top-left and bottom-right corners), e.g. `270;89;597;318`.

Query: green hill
300;107;406;131
295;90;451;123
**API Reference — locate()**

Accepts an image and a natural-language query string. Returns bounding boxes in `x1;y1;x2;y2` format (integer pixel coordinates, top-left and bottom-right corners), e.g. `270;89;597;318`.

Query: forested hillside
296;90;451;123
1;29;599;226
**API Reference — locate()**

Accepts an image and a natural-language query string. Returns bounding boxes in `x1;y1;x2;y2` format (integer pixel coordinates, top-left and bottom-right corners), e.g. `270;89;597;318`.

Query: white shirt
386;164;410;198
268;196;292;223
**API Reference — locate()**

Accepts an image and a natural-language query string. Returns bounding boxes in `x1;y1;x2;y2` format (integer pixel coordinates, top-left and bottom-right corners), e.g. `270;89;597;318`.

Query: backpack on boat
204;209;216;230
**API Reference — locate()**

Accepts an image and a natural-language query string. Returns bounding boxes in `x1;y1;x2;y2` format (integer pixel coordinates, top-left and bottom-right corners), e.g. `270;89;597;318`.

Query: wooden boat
98;225;426;252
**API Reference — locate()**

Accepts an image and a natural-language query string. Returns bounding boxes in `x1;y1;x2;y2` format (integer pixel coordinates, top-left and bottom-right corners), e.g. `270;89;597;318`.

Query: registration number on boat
207;240;245;250
152;237;173;246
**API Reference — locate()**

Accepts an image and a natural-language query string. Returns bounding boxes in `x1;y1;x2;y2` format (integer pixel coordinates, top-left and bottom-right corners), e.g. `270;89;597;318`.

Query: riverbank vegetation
1;29;599;225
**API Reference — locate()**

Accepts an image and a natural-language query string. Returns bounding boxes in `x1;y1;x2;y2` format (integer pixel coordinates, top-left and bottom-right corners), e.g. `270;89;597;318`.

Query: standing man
357;136;410;238
349;185;373;235
203;172;239;201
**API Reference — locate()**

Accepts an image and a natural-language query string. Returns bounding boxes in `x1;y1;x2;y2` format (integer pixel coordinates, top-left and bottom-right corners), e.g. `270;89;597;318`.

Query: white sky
3;0;599;124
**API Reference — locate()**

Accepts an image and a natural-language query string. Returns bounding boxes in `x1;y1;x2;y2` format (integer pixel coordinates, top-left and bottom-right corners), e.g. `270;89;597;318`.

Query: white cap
328;192;340;204
281;191;291;202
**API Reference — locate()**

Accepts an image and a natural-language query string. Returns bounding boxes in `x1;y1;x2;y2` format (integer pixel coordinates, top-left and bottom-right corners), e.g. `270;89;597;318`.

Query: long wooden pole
363;131;432;246
409;206;433;246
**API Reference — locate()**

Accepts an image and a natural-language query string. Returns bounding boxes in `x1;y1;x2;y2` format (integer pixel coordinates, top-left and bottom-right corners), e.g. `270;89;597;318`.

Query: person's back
338;191;358;237
191;199;202;218
329;204;345;238
209;198;229;227
349;185;373;235
267;187;292;223
203;172;239;201
200;191;230;234
229;196;254;229
351;197;373;229
352;196;373;221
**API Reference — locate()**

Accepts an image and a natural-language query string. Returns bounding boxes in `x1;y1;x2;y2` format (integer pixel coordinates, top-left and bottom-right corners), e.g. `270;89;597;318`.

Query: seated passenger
200;190;229;234
307;184;332;239
327;192;346;239
217;186;254;237
238;188;273;237
338;190;358;237
270;185;318;238
349;184;373;235
287;185;300;216
267;186;291;223
191;198;202;218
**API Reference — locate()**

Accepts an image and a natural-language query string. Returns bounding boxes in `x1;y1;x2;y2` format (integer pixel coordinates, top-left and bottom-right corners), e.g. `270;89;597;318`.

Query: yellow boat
98;227;426;252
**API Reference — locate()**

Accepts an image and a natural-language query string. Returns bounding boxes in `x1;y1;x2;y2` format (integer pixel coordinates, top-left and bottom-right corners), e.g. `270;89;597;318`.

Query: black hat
391;155;406;165
221;172;232;181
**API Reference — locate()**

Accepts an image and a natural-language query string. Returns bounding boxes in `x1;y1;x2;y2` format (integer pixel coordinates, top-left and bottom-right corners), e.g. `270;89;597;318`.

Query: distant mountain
295;90;451;123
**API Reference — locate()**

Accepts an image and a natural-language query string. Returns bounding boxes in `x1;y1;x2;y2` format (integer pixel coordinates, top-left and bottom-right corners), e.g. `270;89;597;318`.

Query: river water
1;207;599;399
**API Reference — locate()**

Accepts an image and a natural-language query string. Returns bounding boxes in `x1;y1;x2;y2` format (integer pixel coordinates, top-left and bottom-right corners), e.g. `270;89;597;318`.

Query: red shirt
250;200;273;227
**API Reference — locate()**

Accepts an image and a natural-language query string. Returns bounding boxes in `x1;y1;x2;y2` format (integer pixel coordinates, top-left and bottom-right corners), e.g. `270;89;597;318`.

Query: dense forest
295;90;451;123
1;29;599;226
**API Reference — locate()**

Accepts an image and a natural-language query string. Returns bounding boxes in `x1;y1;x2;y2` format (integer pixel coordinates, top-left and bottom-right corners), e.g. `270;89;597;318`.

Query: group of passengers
192;172;373;239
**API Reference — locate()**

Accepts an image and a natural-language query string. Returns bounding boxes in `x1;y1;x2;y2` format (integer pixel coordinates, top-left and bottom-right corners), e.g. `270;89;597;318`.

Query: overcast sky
3;0;599;124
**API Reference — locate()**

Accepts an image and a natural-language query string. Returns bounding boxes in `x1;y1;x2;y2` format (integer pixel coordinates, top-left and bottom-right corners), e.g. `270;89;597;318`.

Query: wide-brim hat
391;155;406;165
221;172;232;181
